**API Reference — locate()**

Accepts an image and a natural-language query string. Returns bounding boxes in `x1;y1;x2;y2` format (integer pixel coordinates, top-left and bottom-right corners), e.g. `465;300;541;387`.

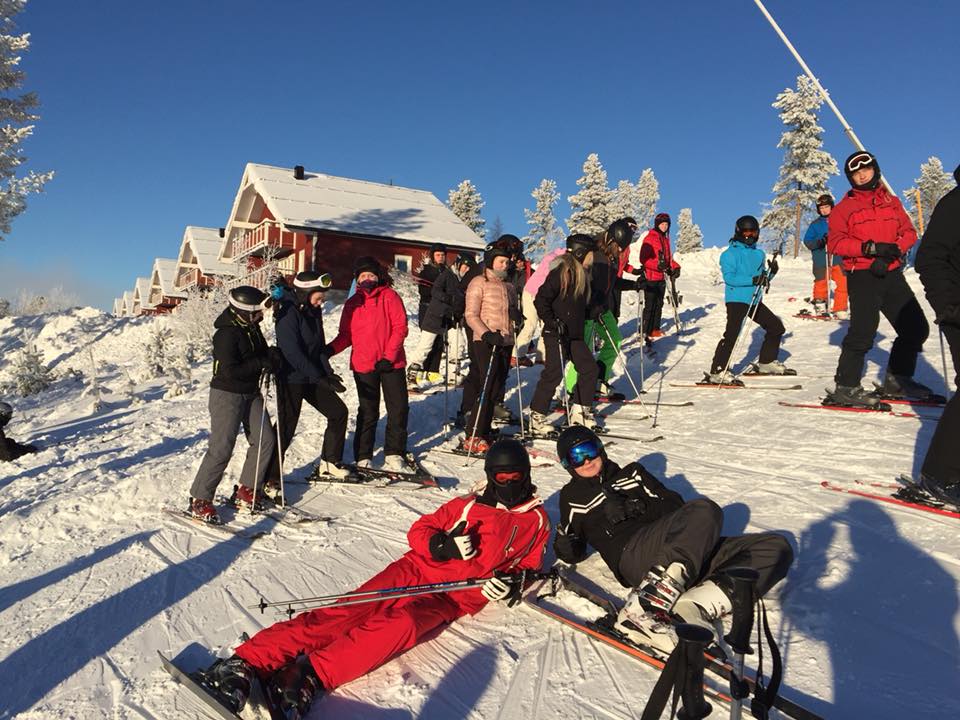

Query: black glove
937;304;960;328
868;258;888;278
553;531;587;564
670;267;681;279
634;277;646;292
542;318;567;336
768;259;779;276
588;304;604;321
428;520;477;561
482;331;504;347
601;487;629;525
862;240;901;259
262;347;284;374
816;238;827;250
321;373;346;393
322;343;335;357
374;359;394;373
752;275;763;286
509;306;523;326
481;569;526;607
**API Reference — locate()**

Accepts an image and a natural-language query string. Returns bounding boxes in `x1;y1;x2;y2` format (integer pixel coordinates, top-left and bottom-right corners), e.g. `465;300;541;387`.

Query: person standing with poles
411;243;448;385
528;234;599;435
517;245;566;365
914;162;960;505
457;244;518;455
825;151;932;408
704;216;792;384
188;286;282;524
327;257;416;474
802;194;848;317
191;438;550;718
638;213;681;341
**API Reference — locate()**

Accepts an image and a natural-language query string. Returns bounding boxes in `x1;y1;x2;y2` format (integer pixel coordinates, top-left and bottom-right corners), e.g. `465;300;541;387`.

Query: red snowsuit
328;284;408;373
827;186;917;272
637;228;680;282
234;493;550;690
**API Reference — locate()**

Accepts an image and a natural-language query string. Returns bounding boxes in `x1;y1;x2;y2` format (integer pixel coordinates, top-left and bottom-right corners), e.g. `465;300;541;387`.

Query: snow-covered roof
122;291;135;316
221;163;486;260
151;258;187;298
133;277;154;311
177;226;239;277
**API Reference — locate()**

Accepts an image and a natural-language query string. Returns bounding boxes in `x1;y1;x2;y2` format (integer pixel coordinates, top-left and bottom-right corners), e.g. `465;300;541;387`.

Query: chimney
294;165;305;180
219;228;225;238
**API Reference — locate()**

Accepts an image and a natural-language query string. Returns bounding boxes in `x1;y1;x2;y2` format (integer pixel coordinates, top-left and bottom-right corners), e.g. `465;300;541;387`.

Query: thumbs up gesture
429;520;478;561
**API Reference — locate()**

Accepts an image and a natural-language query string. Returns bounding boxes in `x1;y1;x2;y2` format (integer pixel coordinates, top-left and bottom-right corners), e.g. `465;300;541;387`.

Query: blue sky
2;0;957;309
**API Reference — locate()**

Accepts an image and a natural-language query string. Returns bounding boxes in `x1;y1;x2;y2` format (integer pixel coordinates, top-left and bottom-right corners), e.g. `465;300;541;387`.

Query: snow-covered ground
1;252;958;719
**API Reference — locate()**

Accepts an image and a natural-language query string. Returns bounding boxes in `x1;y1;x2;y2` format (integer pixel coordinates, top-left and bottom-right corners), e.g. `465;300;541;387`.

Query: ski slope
1;250;957;719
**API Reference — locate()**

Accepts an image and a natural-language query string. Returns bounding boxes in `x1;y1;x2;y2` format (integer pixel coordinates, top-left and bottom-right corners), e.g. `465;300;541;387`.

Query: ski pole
940;328;952;401
556;331;572;422
676;624;714;720
442;326;450;433
600;317;647;407
466;346;497;465
511;324;526;441
718;283;765;390
273;378;285;508
251;370;270;512
722;567;760;720
637;288;646;389
826;253;833;316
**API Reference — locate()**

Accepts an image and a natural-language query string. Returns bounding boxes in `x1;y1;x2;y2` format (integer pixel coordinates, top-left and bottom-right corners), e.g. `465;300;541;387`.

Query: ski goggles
564;438;603;469
229;295;273;312
294;273;333;291
739;229;759;239
846;152;875;172
492;470;526;485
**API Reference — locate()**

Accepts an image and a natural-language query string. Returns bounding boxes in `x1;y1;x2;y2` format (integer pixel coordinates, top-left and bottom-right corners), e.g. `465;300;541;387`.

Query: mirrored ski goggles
294;273;333;291
492;470;526;485
564;439;603;469
846;152;875;172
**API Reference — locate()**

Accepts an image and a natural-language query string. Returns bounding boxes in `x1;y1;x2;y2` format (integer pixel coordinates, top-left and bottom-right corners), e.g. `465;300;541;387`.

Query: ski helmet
0;401;12;428
228;286;271;322
843;150;881;190
354;256;382;281
815;194;834;210
608;217;638;250
482;438;534;507
566;233;596;263
484;242;512;270
455;252;477;270
556;425;606;476
733;215;761;244
293;270;333;304
654;213;671;231
494;234;523;258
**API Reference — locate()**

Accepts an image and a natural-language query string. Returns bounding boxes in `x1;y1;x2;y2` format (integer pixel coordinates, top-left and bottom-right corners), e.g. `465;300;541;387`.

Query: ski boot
310;460;359;483
493;402;519;425
234;485;267;513
753;360;797;376
261;479;286;505
673;575;737;637
200;654;256;713
189;497;222;525
823;384;888;409
528;411;556;438
458;435;491;456
453;410;467;429
614;562;688;653
267;654;324;719
406;363;422;388
597;380;626;401
702;371;743;386
919;473;960;507
383;454;419;474
878;374;939;402
568;404;603;431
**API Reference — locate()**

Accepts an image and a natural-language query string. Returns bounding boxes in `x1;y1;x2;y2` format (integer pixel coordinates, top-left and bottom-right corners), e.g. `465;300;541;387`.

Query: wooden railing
225;255;298;291
231;219;298;260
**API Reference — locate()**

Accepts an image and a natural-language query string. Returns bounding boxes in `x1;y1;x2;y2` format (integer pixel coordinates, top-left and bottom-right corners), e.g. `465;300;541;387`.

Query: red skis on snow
777;401;938;420
821;481;960;519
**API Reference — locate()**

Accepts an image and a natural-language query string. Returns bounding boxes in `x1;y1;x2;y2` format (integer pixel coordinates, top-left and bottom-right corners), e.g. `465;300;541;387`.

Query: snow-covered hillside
1;254;958;719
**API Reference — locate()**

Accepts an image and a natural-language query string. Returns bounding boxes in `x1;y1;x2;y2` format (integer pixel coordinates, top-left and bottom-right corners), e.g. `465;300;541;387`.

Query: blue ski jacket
719;240;767;304
802;217;842;271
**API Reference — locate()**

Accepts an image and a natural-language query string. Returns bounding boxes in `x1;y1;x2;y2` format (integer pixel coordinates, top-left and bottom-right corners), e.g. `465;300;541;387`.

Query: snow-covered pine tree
523;178;564;261
447;180;486;239
609;180;637;223
634;169;660;229
144;322;171;378
169;284;229;363
675;208;704;253
11;341;53;396
567;153;612;235
761;75;838;255
0;1;53;240
903;156;956;232
0;297;9;318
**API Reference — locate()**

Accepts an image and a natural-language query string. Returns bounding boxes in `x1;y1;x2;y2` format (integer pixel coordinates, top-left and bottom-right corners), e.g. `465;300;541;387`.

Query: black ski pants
834;268;929;387
353;368;409;462
460;341;510;438
710;301;784;373
618;499;793;597
417;302;444;373
921;323;960;483
530;333;598;413
642;282;666;336
267;380;348;481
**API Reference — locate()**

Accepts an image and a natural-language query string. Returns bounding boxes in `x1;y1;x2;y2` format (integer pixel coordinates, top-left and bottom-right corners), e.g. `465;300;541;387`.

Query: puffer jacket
420;266;466;334
915;166;960;315
827;186;917;272
802;216;843;270
526;248;565;298
720;240;767;304
637;228;680;282
464;269;517;344
210;307;270;394
274;295;330;385
329;283;408;373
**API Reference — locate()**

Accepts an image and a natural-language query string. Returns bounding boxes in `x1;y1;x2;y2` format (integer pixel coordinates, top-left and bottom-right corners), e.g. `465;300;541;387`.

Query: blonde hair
557;252;589;299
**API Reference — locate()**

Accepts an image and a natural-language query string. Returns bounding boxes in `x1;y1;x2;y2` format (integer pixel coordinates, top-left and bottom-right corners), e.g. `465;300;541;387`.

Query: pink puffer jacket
465;270;517;343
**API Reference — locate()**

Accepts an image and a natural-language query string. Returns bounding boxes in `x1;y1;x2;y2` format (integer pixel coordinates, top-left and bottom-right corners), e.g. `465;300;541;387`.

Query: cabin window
394;254;412;274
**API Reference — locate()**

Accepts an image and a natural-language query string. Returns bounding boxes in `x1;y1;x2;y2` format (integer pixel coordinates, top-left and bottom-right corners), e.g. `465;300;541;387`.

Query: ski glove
602;486;644;525
869;258;888;278
481;570;526;607
553;530;588;564
263;347;284;374
862;240;901;259
321;373;346;394
634;277;647;292
768;259;779;277
428;520;478;561
482;331;505;347
936;304;960;328
374;359;394;373
542;318;567;337
669;267;681;279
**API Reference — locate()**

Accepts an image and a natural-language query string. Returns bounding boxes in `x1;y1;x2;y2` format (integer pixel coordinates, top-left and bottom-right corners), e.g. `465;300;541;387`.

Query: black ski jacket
274;297;330;385
0;428;37;462
210;307;270;394
555;459;685;586
417;262;444;307
534;258;589;341
420;266;466;334
915;166;960;317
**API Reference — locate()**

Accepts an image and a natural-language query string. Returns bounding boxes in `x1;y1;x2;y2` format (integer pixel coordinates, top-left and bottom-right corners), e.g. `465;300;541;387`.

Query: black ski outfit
915;165;960;492
420;265;466;335
0;423;37;462
554;459;792;595
266;291;348;480
416;257;446;374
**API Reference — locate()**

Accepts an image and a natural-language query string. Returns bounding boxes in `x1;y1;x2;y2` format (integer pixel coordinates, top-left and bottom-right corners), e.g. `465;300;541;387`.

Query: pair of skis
821;476;960;519
162;498;332;540
298;455;439;489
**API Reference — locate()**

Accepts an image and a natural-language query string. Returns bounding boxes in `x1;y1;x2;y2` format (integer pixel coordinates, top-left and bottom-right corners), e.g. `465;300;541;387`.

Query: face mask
358;279;378;291
491;268;509;281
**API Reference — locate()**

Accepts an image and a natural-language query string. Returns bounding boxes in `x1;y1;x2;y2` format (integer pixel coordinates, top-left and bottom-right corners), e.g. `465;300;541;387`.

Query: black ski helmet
815;194;835;215
482;438;534;507
733;215;760;244
494;234;523;258
228;286;270;322
566;233;596;263
608;217;638;250
293;270;333;304
843;150;881;190
484;242;511;270
556;425;606;476
455;252;477;270
0;401;12;429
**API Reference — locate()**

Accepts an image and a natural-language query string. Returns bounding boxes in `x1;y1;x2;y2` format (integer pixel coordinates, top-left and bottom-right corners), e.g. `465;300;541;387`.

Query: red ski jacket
638;228;680;282
827;186;917;272
329;284;408;373
406;493;551;614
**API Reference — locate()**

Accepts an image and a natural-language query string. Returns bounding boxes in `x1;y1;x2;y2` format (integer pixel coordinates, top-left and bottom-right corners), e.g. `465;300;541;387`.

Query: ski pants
515;290;545;359
234;555;465;690
834;269;929;387
267;380;348;482
353;368;409;462
642;282;667;336
531;332;598;414
710;301;784;374
812;265;848;312
417;303;444;373
190;388;275;501
565;311;621;391
460;342;510;438
618;499;793;597
921;323;960;483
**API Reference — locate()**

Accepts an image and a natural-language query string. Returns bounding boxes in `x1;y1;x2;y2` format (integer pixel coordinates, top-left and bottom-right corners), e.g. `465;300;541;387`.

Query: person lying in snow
194;438;550;718
0;401;38;462
552;425;793;653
